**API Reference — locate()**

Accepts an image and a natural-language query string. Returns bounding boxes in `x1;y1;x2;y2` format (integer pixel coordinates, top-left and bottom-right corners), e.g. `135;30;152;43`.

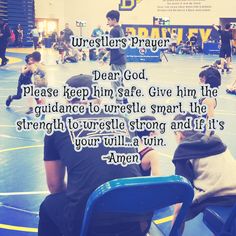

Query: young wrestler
26;51;47;114
6;54;34;107
136;116;160;176
172;113;236;226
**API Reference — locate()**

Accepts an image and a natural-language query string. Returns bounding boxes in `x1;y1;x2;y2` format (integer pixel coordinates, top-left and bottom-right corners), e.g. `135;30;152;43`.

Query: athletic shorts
220;46;231;58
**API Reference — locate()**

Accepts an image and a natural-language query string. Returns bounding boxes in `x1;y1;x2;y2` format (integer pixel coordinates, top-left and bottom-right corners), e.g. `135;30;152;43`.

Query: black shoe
5;96;12;107
221;69;224;74
226;68;230;74
1;58;9;66
26;107;33;115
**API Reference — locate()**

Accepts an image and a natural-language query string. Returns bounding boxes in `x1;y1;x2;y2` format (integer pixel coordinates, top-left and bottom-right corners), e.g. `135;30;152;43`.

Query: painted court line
1;204;39;215
0;191;48;196
0;134;40;142
0;144;43;154
0;224;38;233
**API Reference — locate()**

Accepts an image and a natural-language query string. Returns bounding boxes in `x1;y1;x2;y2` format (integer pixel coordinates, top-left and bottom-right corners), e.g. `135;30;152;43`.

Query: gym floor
0;48;235;236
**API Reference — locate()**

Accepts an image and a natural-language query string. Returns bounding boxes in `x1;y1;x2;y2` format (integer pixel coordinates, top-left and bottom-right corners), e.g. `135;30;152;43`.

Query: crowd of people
1;11;236;235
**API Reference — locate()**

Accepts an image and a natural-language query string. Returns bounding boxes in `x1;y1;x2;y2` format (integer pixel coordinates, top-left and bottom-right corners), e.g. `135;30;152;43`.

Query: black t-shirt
218;30;233;48
190;35;197;44
109;25;126;65
44;112;141;234
0;23;11;42
63;28;74;42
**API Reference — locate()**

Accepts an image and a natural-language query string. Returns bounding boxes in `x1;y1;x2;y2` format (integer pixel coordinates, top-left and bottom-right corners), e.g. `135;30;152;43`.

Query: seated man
38;75;149;236
64;44;79;63
172;113;236;223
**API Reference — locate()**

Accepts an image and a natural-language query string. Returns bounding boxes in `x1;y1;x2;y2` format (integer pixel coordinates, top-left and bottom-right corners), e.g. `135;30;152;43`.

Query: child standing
106;10;127;104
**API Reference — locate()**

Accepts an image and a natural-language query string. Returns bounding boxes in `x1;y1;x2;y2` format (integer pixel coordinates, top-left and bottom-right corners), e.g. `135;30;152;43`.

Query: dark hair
31;51;41;62
106;10;120;22
65;74;98;103
225;24;231;30
199;67;221;88
136;116;157;138
25;54;32;64
174;113;199;137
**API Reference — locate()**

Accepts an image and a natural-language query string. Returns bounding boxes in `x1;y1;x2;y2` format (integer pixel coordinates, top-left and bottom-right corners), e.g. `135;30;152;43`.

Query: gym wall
35;0;236;36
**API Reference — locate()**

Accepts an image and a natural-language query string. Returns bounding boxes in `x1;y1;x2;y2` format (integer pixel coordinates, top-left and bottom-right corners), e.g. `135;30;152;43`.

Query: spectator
91;25;104;37
0;17;11;66
172;113;236;224
30;26;40;50
38;74;149;236
136;116;160;176
171;29;178;53
63;23;74;43
213;24;233;74
15;24;23;47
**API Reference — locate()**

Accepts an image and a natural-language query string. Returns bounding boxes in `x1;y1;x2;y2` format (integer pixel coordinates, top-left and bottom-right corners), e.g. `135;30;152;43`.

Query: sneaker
5;95;12;107
1;58;9;66
26;107;33;115
226;68;230;74
221;69;224;74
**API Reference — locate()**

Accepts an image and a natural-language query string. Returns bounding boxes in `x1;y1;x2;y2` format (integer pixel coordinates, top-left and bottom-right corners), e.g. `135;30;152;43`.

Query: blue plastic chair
203;204;236;236
80;175;194;236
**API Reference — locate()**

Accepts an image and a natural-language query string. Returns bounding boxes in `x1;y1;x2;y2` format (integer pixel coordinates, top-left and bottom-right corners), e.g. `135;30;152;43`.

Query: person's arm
141;150;160;176
172;203;183;225
21;65;31;74
213;24;220;31
202;98;216;119
45;160;66;194
44;134;66;194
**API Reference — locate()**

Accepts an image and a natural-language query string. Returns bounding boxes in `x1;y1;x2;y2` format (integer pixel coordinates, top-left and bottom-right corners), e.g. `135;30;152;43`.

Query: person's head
173;29;176;33
33;25;37;29
106;10;120;27
199;67;221;88
225;24;231;30
25;54;34;65
31;51;41;63
173;113;199;143
136;116;158;140
60;31;64;36
65;74;99;104
65;23;70;29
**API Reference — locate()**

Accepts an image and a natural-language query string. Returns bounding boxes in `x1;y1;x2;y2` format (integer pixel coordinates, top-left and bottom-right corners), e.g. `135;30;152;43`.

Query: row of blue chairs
80;175;236;236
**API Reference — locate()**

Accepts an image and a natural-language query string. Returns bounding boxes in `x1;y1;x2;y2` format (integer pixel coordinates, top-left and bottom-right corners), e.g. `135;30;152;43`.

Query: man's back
44;112;141;234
